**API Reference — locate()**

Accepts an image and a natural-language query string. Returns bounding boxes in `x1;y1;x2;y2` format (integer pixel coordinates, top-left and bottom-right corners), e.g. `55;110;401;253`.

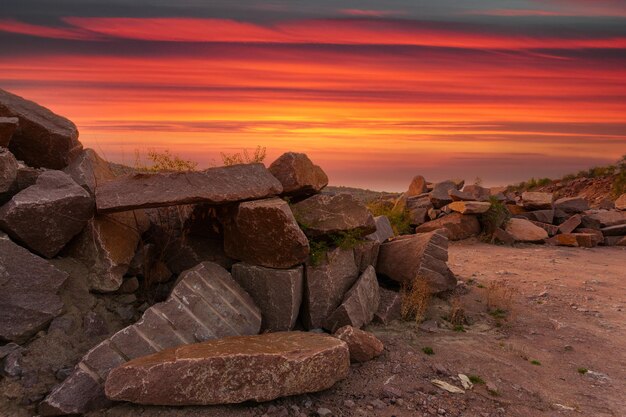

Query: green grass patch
422;347;434;355
468;375;485;384
530;360;541;366
577;368;588;375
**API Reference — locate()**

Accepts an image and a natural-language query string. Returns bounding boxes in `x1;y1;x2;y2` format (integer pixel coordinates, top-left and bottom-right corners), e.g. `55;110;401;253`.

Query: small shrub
401;277;431;323
221;146;266;166
448;296;465;326
469;375;485;384
488;308;508;319
330;230;363;250
537;177;552;187
486;281;515;313
577;368;588;375
367;200;412;235
308;240;329;266
453;324;466;332
480;196;510;239
530;360;541;366
135;149;198;172
422;346;434;355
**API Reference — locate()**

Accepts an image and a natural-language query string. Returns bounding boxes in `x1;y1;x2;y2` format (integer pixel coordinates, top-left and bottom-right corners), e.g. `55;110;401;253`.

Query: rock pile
0;89;436;416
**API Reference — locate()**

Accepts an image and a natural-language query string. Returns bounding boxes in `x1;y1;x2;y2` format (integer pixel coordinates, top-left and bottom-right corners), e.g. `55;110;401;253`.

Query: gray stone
0;88;82;169
0;170;93;258
64;148;115;196
558;215;582;235
324;266;380;332
430;181;457;208
0;117;18;147
303;247;359;329
268;152;328;198
521;192;554;210
104;332;349;405
365;215;394;243
232;263;303;332
581;210;626;229
223;198;309;269
95;163;283;213
353;240;380;273
292;193;376;238
554;197;589;214
0;147;18;194
374;288;402;324
40;262;261;415
0;234;67;343
377;230;453;293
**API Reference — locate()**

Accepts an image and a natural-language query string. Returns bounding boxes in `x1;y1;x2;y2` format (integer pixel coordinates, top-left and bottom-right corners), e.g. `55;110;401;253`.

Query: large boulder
334;325;384;363
324;266;380;332
268;152;328;198
104;332;349;405
40;262;261;416
95;163;283;213
515;209;554;224
223;198;309;269
601;223;626;236
0;234;67;343
0;88;82;169
581;210;626;229
504;218;548;242
0;116;18;147
0;171;93;258
448;201;491;214
430;181;457;208
521;192;554;210
461;184;491;201
64;148;116;195
303;247;359;329
365;215;394;243
615;194;626;211
231;263;303;332
0;147;18;195
66;210;149;292
407;175;428;196
554;197;589;214
414;212;481;241
291;193;376;238
377;230;453;293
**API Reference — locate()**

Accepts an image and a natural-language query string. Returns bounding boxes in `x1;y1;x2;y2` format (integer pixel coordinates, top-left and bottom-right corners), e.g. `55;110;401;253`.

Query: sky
1;0;625;190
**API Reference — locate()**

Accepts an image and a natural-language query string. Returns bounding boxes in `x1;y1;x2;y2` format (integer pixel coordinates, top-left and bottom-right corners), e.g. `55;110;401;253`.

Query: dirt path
91;241;625;417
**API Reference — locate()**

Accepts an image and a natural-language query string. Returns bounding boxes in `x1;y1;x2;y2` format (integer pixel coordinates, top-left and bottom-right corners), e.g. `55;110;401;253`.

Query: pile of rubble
390;175;626;247
0;89;452;416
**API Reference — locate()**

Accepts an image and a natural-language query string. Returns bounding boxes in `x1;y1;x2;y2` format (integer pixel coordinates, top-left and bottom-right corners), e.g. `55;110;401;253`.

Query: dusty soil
83;241;626;417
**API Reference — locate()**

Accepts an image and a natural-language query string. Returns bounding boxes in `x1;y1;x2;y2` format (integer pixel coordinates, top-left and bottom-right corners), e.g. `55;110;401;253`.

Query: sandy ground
84;240;626;417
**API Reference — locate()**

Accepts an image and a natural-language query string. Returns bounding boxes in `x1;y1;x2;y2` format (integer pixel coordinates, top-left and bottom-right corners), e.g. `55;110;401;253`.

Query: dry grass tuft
448;295;466;326
401;277;431;323
485;281;517;323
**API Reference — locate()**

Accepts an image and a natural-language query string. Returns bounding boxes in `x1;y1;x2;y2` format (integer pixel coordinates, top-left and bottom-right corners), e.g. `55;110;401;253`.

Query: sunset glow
1;0;625;189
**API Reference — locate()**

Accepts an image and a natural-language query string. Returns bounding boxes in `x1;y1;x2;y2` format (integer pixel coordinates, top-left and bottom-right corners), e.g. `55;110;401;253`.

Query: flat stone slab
414;212;481;241
105;331;349;405
0;88;82;169
448;201;491;214
521;192;554;210
95;163;283;213
40;262;261;416
0;234;67;343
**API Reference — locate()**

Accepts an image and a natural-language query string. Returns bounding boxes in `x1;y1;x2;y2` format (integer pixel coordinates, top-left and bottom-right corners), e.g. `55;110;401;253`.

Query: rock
95;163;283;213
223;198;309;269
0;342;21;360
575;228;604;246
334;325;383;363
448;189;475;202
603;235;626;246
516;209;554;224
0;147;18;195
40;262;261;415
365;215;394;243
407;175;428;196
493;227;516;245
431;379;464;394
558;214;582;234
231;263;303;332
377;230;453;293
268;152;328;198
0;170;93;258
2;349;23;377
374;288;402;324
0;234;67;343
521;192;554;210
292;193;376;238
317;408;333;416
64;148;115;195
408;207;429;226
581;210;626;229
554;197;589;214
324;266;380;332
547;233;579;247
430;181;457;208
118;277;139;294
504;218;548;242
0;116;18;147
0;88;82;169
529;221;559;237
353;240;380;273
162;236;234;274
615;194;626;210
406;194;432;210
506;204;527;215
303;247;359;329
66;210;148;292
573;233;598;248
104;332;349;405
448;201;491;214
462;184;491;201
601;223;626;236
83;312;109;338
414;212;481;241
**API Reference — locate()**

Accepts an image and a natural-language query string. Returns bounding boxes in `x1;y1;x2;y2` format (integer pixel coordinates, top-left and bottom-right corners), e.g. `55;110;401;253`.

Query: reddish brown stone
353;240;380;273
95;163;283;213
429;181;457;208
462;184;491;201
448;201;491;214
292;193;376;238
407;175;428;197
366;215;395;244
231;263;303;332
0;147;18;195
554;197;589;214
601;224;626;236
574;228;604;245
324;266;380;332
0;88;82;169
0;117;18;147
374;288;402;324
223;197;309;269
414;212;481;241
0;170;94;258
573;233;597;248
547;234;579;247
104;332;349;405
268;152;328;198
603;235;626;246
493;227;515;245
377;230;453;293
505;218;548;243
529;220;559;237
558;214;582;234
506;204;527;215
616;194;626;210
334;325;384;363
581;210;626;229
64;148;115;196
516;209;554;224
521;192;553;210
